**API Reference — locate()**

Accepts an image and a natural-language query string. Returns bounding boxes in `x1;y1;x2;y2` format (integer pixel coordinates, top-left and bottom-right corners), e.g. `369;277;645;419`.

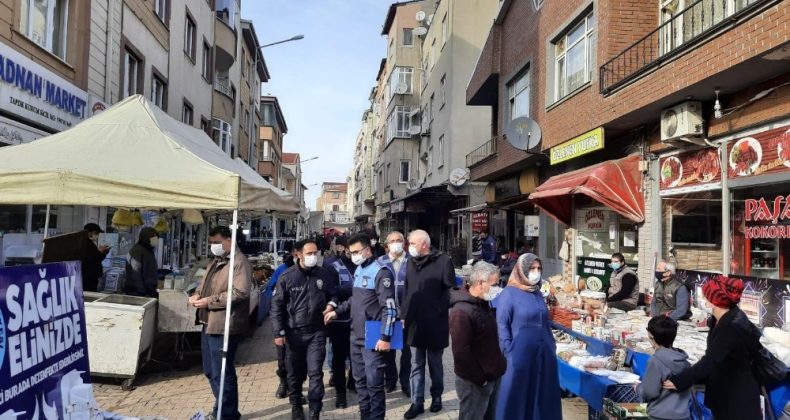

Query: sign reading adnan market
550;127;604;165
0;42;88;132
744;195;790;239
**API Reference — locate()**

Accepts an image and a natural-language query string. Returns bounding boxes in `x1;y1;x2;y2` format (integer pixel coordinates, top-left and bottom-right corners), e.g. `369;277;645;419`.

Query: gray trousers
455;376;499;420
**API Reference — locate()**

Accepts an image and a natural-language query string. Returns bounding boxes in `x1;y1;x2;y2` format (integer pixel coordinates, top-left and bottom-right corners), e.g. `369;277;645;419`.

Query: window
241;50;246;77
429;95;435;122
212;118;232;153
333;193;340;199
202;41;211;80
387;106;414;143
422;56;429;89
438;135;444;167
262;103;275;126
389;67;414;98
554;12;594;101
244;109;250;133
440;75;447;107
20;0;68;59
122;48;141;98
403;28;413;46
181;101;193;125
151;73;166;109
399;160;411;183
442;14;448;46
332;204;340;211
231;85;237;117
431;39;437;69
185;14;196;60
200;117;210;136
508;68;530;120
154;0;168;24
385;163;391;186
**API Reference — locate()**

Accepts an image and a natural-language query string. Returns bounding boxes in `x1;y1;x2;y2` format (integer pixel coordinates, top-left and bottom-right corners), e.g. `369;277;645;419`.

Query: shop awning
529;154;644;225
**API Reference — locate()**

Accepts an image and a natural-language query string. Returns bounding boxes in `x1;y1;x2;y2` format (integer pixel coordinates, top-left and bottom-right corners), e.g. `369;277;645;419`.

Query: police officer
378;231;411;397
271;239;336;420
321;235;355;408
324;234;397;420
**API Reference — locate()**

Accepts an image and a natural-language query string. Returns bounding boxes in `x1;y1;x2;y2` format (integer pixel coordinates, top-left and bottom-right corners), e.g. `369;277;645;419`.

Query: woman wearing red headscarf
663;275;762;420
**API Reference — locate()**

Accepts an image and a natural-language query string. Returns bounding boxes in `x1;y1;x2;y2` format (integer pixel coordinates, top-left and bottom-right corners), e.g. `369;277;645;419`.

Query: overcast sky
242;1;391;209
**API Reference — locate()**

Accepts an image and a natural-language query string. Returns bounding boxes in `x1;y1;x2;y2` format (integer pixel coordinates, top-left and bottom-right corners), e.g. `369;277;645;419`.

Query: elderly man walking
449;262;507;420
379;230;412;396
401;229;456;419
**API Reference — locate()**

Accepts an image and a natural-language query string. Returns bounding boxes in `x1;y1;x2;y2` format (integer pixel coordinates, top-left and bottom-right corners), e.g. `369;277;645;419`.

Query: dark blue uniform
332;258;396;420
378;253;411;394
271;264;337;414
322;255;355;398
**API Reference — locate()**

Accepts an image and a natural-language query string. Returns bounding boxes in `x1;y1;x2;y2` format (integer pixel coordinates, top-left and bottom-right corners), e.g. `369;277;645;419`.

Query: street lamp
261;34;305;49
299;156;319;164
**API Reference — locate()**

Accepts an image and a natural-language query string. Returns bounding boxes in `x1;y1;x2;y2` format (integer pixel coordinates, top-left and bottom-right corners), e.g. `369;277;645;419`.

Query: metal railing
466;136;498;168
600;0;767;94
214;78;233;97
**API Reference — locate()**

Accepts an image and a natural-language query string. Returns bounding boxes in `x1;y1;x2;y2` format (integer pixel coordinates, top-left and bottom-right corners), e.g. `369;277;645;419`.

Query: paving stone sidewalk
93;323;589;419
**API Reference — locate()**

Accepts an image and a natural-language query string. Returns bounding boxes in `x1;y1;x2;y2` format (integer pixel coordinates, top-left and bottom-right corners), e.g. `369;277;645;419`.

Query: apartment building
351;94;379;228
466;0;790;285
316;182;350;225
239;20;269;165
211;0;242;158
257;95;288;188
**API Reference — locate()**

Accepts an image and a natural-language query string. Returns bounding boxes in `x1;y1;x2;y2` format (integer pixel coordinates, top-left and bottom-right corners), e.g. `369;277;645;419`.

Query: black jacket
82;242;108;292
402;249;456;349
271;264;337;336
449;289;506;385
124;231;158;297
672;307;762;420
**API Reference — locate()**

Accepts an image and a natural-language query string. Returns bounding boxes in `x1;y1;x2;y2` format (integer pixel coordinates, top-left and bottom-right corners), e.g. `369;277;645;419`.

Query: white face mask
149;237;159;247
702;300;714;315
303;254;318;268
352;254;366;266
526;270;541;285
408;245;420;258
210;243;225;257
389;242;403;255
484;285;503;301
370;239;378;246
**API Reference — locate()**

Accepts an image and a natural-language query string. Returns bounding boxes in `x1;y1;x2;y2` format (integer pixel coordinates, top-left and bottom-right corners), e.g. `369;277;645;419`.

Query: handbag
753;345;788;384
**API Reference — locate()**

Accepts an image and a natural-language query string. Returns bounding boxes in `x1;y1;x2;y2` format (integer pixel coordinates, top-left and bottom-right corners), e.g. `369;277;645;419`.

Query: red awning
529;154;645;225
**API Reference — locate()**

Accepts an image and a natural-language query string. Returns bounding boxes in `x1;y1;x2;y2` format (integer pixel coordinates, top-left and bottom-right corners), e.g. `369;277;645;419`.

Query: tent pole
217;208;239;420
272;212;278;257
43;204;51;239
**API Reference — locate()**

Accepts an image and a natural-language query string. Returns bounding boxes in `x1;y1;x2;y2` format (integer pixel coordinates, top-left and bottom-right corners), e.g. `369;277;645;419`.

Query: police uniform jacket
271;262;337;337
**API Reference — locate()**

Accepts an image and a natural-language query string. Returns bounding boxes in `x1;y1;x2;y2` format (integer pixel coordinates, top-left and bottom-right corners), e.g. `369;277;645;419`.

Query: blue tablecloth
557;358;618;411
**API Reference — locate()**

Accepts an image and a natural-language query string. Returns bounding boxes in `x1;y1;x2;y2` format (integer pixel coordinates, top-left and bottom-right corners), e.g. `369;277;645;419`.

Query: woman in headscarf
494;253;562;420
663;275;762;420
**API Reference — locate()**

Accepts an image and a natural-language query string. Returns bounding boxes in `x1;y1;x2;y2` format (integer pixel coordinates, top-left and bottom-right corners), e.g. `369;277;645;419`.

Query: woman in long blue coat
495;253;562;420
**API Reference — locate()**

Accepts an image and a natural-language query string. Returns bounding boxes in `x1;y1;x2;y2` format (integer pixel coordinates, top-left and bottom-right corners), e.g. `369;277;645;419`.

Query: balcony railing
600;0;768;94
466;136;498;168
214;78;233;97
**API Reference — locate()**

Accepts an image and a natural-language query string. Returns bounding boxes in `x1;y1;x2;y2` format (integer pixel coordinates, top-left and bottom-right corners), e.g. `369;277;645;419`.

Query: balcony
466;137;498;168
600;0;771;94
214;8;237;72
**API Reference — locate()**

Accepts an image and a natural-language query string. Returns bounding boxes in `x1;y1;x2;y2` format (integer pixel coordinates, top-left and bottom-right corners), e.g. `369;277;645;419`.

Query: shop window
731;186;789;281
667;191;722;247
20;0;68;60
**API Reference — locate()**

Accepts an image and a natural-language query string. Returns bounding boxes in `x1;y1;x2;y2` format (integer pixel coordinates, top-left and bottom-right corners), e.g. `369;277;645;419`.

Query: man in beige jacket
190;226;252;420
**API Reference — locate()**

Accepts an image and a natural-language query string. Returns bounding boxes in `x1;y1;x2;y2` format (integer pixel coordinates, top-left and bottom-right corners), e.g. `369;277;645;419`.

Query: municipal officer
324;234;397;420
378;230;411;396
321;235;355;408
271;239;337;420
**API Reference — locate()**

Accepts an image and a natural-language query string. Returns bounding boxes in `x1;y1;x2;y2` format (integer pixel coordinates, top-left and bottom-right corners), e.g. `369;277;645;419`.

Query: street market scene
0;0;790;419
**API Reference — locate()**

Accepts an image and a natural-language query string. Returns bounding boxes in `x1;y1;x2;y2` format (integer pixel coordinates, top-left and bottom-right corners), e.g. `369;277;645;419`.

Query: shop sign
494;176;520;201
525;215;540;237
575;208;610;232
390;200;404;214
406;201;426;213
658;147;721;195
88;94;108;116
0;42;89;132
0;262;91;417
550;127;604;165
743;195;790;239
471;211;488;232
726;125;790;179
576;257;638;291
0;114;47;145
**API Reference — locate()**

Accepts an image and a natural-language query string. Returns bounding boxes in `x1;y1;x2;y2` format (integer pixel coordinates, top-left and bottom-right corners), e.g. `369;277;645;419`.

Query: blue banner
0;261;90;419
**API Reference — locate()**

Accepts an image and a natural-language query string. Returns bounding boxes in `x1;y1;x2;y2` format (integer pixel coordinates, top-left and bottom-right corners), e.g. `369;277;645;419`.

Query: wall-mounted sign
471;211;488;232
575;208;611;232
743;195;790;239
0;42;89;132
390;200;404;214
727;125;790;179
550;127;604;165
524;215;540;237
0;114;47;145
659;147;721;195
88;94;108;116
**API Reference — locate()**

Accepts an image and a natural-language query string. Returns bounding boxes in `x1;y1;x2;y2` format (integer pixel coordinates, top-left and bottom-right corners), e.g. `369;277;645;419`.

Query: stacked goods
551;306;581;328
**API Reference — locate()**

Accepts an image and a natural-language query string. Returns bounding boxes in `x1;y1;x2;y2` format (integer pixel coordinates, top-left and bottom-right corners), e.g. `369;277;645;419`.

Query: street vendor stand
0;95;297;418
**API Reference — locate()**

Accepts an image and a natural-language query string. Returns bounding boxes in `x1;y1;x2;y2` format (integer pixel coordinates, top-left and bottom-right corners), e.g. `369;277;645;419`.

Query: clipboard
364;320;404;350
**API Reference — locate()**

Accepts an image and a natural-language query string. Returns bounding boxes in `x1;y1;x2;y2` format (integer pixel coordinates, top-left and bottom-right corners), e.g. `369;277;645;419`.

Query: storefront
659;121;790;328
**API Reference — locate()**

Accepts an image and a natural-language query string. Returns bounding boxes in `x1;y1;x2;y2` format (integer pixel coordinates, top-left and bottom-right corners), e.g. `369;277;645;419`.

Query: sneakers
276;380;288;399
291;405;305;420
403;404;424;419
429;398;442;413
335;393;347;409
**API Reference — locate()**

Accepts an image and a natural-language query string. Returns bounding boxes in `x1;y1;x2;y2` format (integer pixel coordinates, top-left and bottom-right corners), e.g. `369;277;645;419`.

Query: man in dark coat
401;229;456;418
124;227;159;297
479;232;497;264
82;223;110;292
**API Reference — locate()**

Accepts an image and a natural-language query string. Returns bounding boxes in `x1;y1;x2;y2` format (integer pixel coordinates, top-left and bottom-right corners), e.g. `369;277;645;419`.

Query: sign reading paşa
550;127;605;165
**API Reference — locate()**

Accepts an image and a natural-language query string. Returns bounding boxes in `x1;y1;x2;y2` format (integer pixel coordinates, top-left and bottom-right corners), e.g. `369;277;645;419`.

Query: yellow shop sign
550;127;605;165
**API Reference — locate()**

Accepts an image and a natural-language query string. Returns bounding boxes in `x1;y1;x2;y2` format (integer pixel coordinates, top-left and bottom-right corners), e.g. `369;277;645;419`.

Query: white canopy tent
0;95;283;418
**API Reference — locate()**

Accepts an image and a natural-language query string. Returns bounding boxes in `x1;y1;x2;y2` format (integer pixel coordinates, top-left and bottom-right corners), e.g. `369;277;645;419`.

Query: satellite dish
408;125;422;136
413;27;428;37
395;83;409;95
416;11;427;22
427;14;434;25
504;117;542;151
449;168;470;186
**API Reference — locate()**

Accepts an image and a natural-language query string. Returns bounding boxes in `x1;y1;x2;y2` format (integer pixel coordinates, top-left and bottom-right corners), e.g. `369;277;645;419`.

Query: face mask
352;254;365;266
610;262;622;270
702;300;714;315
389;242;403;255
655;271;665;281
210;243;225;257
303;254;318;268
149;237;159;247
484;285;503;301
408;246;420;258
371;239;378;246
501;255;508;260
526;270;541;285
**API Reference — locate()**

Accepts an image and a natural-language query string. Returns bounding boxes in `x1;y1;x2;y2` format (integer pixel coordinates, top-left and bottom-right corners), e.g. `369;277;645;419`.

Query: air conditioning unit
661;101;704;145
408;125;422;136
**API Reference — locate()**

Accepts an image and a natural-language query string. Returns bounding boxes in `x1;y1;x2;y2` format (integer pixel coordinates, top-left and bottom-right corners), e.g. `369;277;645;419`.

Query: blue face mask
610;262;622;270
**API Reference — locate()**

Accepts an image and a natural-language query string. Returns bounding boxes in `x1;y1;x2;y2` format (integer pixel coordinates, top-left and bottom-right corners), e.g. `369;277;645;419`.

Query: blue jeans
409;347;444;405
201;329;241;420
